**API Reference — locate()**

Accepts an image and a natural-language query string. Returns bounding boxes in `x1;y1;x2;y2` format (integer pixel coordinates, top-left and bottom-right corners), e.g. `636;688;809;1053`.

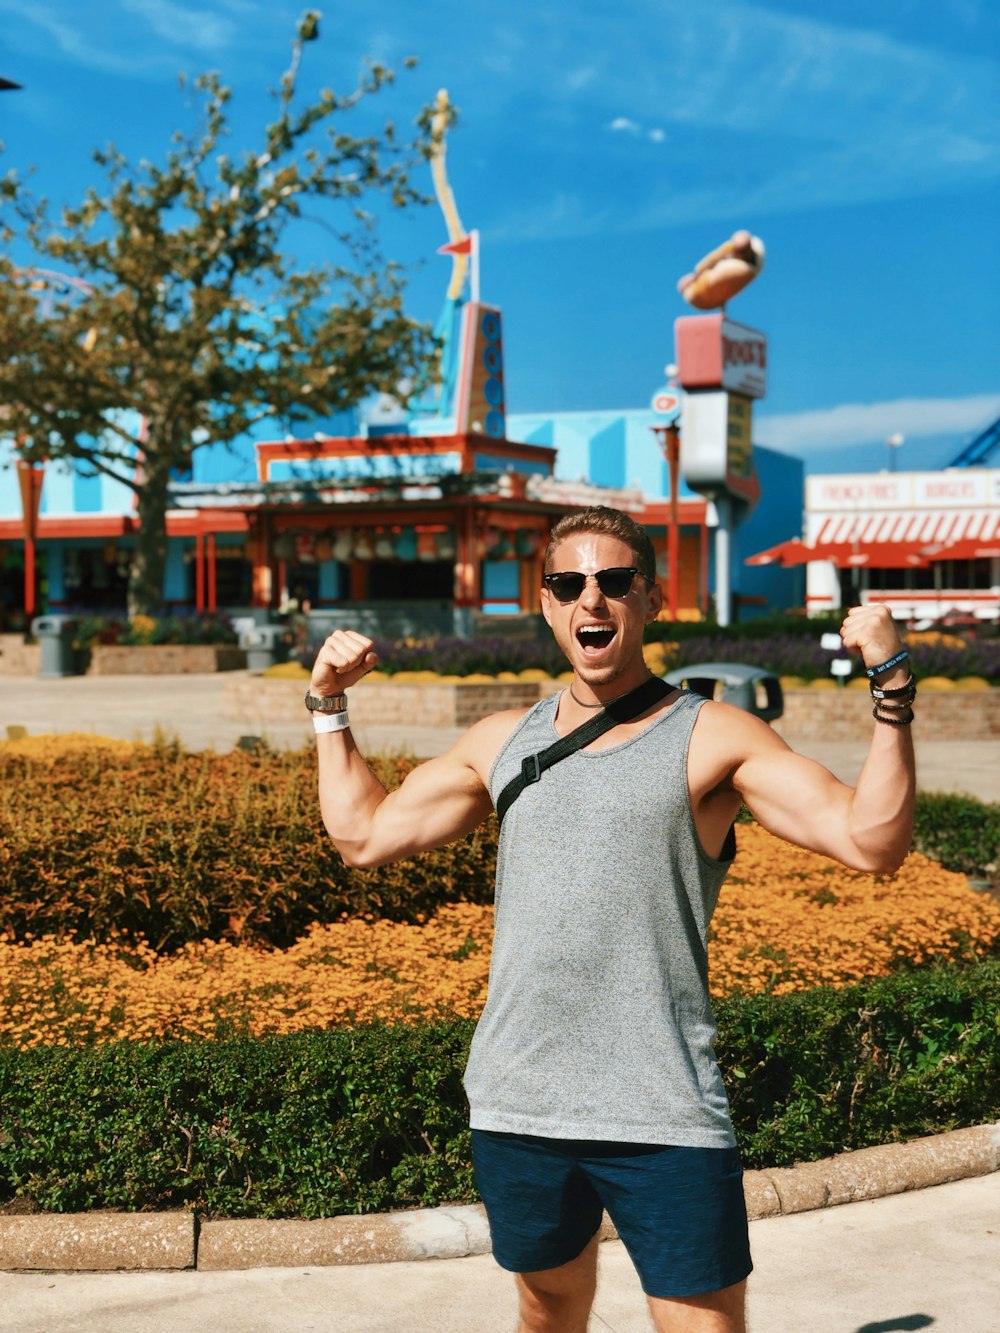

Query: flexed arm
698;607;916;873
310;631;502;868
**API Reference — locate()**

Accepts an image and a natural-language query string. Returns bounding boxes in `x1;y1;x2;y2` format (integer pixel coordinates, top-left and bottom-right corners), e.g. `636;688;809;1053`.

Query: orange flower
1;826;997;1048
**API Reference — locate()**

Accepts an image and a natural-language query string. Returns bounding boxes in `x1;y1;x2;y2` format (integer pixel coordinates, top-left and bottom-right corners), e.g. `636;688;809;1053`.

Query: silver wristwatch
304;691;347;715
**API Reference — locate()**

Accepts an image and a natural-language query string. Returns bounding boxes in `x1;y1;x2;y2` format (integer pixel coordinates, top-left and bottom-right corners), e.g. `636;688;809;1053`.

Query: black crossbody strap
495;676;672;826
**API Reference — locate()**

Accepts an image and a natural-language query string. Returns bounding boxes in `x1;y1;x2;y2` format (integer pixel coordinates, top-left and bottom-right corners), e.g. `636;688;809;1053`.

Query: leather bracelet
870;675;916;701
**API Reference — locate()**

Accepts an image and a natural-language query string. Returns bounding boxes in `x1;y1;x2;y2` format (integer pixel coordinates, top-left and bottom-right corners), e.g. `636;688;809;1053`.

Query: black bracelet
866;649;910;679
870;675;916;700
872;705;914;726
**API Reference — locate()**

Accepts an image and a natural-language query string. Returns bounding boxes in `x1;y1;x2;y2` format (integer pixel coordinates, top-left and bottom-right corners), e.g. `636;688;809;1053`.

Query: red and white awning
746;507;1000;568
813;508;998;549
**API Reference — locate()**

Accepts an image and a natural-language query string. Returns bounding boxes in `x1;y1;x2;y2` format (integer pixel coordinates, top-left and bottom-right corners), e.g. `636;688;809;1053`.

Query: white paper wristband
312;711;351;734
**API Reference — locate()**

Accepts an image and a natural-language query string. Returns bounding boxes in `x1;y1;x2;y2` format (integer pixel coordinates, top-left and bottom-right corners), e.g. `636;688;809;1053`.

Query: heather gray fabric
464;689;736;1146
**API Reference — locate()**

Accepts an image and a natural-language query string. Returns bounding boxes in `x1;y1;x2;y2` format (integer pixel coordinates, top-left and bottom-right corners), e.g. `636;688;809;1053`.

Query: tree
0;13;440;615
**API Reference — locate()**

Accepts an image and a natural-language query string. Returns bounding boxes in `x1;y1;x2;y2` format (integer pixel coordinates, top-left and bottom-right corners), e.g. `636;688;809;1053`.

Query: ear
644;581;663;622
540;585;554;629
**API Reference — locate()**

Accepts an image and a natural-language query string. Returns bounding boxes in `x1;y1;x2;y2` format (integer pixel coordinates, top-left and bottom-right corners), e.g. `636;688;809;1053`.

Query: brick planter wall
88;645;247;675
0;635;41;677
225;677;998;740
225;677;546;728
773;687;999;741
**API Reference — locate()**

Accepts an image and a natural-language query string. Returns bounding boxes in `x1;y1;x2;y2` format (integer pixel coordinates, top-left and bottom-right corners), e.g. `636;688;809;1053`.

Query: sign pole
653;424;681;620
16;459;44;620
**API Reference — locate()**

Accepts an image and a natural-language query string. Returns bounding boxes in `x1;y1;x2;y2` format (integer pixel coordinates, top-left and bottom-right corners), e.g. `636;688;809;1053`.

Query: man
308;506;915;1333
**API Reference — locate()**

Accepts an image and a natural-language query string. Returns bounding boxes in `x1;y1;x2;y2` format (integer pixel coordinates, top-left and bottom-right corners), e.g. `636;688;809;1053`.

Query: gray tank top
463;688;736;1147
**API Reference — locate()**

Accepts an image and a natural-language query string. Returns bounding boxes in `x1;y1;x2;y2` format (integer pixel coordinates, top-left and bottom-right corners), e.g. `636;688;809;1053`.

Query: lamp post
886;433;904;473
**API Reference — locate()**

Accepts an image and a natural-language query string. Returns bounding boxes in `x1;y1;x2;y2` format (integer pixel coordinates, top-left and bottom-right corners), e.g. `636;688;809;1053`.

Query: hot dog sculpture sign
672;231;768;625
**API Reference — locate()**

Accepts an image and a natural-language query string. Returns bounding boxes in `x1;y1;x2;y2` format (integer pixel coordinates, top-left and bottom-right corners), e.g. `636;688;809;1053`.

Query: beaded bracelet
865;649;909;679
872;706;914;726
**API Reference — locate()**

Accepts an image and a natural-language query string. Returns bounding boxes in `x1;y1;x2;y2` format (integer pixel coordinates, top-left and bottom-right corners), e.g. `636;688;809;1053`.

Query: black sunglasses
542;566;645;603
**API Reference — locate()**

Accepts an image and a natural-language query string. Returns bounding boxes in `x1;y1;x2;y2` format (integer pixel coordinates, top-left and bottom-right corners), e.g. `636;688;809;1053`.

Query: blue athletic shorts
470;1130;752;1300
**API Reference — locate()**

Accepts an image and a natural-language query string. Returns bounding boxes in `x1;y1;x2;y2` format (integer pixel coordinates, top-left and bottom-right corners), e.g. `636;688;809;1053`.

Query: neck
567;671;654;710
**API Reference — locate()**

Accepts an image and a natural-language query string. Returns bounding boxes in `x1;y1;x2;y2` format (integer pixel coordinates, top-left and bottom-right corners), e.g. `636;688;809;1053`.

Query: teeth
577;625;615;646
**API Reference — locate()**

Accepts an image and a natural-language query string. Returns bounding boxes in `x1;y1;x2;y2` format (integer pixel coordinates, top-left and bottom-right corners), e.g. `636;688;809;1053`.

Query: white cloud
609;117;641;134
648;128;665;143
0;0;240;76
565;66;597;92
755;393;1000;452
121;0;239;50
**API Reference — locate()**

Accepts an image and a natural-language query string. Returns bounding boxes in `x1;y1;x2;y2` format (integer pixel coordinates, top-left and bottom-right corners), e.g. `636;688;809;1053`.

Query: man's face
540;532;662;686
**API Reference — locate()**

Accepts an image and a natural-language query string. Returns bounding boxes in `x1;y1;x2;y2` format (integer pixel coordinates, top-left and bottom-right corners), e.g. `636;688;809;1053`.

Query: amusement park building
0;406;804;632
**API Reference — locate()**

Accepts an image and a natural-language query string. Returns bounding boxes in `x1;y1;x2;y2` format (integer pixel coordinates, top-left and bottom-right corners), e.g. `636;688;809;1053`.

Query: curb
1;1123;998;1273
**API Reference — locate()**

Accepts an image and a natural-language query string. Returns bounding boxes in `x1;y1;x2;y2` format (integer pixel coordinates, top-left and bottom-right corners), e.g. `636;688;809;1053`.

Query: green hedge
912;792;999;881
0;739;994;950
1;961;996;1217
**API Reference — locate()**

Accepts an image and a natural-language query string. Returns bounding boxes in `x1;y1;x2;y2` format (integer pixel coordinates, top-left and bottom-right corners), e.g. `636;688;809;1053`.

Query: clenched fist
310;630;379;697
839;605;905;676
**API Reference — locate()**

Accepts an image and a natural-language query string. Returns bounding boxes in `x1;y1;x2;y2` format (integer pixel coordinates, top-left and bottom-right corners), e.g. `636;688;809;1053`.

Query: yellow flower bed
1;825;996;1049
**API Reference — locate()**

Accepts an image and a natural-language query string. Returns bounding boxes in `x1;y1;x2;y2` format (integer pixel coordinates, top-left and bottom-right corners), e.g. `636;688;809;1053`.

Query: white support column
714;494;733;626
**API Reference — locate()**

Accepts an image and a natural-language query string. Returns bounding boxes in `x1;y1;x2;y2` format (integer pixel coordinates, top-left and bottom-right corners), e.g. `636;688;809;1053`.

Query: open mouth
576;624;616;654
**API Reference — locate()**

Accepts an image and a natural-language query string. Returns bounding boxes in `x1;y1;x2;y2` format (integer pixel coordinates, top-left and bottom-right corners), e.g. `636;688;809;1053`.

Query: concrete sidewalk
2;671;999;797
1;1174;997;1332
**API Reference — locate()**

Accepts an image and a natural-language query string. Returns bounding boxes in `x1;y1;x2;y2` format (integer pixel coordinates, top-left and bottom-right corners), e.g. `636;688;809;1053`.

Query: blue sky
1;0;998;475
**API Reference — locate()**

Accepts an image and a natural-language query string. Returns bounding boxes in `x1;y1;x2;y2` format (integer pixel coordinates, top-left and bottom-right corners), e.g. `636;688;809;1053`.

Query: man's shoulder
465;704;538;752
688;698;788;784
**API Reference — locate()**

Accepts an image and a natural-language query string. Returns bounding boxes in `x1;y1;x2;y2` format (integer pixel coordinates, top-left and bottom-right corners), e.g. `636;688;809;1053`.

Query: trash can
663;662;783;722
240;623;292;674
31;615;79;679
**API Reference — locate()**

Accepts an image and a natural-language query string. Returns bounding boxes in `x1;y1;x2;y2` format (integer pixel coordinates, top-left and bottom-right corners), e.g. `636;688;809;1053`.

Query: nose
578;574;608;609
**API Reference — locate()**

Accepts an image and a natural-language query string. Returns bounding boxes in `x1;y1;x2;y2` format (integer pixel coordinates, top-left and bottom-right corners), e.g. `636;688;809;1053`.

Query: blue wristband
865;649;909;679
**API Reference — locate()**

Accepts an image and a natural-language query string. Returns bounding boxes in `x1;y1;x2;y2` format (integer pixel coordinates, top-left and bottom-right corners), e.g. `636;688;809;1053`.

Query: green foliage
0;745;495;950
644;614;845;644
643;627;999;683
912;793;999;880
721;961;1000;1167
1;963;996;1216
0;18;439;614
72;613;239;649
0;1023;475;1217
0;741;993;950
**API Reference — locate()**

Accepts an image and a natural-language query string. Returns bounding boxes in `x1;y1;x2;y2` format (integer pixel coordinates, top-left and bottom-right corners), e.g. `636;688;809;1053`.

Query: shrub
722;961;1000;1167
73;614;239;649
2;828;996;1049
0;739;996;952
640;631;1000;683
0;743;495;950
1;961;996;1216
912;793;999;880
363;635;569;679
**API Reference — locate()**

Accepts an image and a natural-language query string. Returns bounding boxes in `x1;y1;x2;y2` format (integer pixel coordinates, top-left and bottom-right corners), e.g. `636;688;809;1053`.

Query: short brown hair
544;506;657;581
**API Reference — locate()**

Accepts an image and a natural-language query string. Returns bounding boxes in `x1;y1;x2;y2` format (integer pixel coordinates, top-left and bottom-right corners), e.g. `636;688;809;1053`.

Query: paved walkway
2;671;998;798
1;1175;998;1332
